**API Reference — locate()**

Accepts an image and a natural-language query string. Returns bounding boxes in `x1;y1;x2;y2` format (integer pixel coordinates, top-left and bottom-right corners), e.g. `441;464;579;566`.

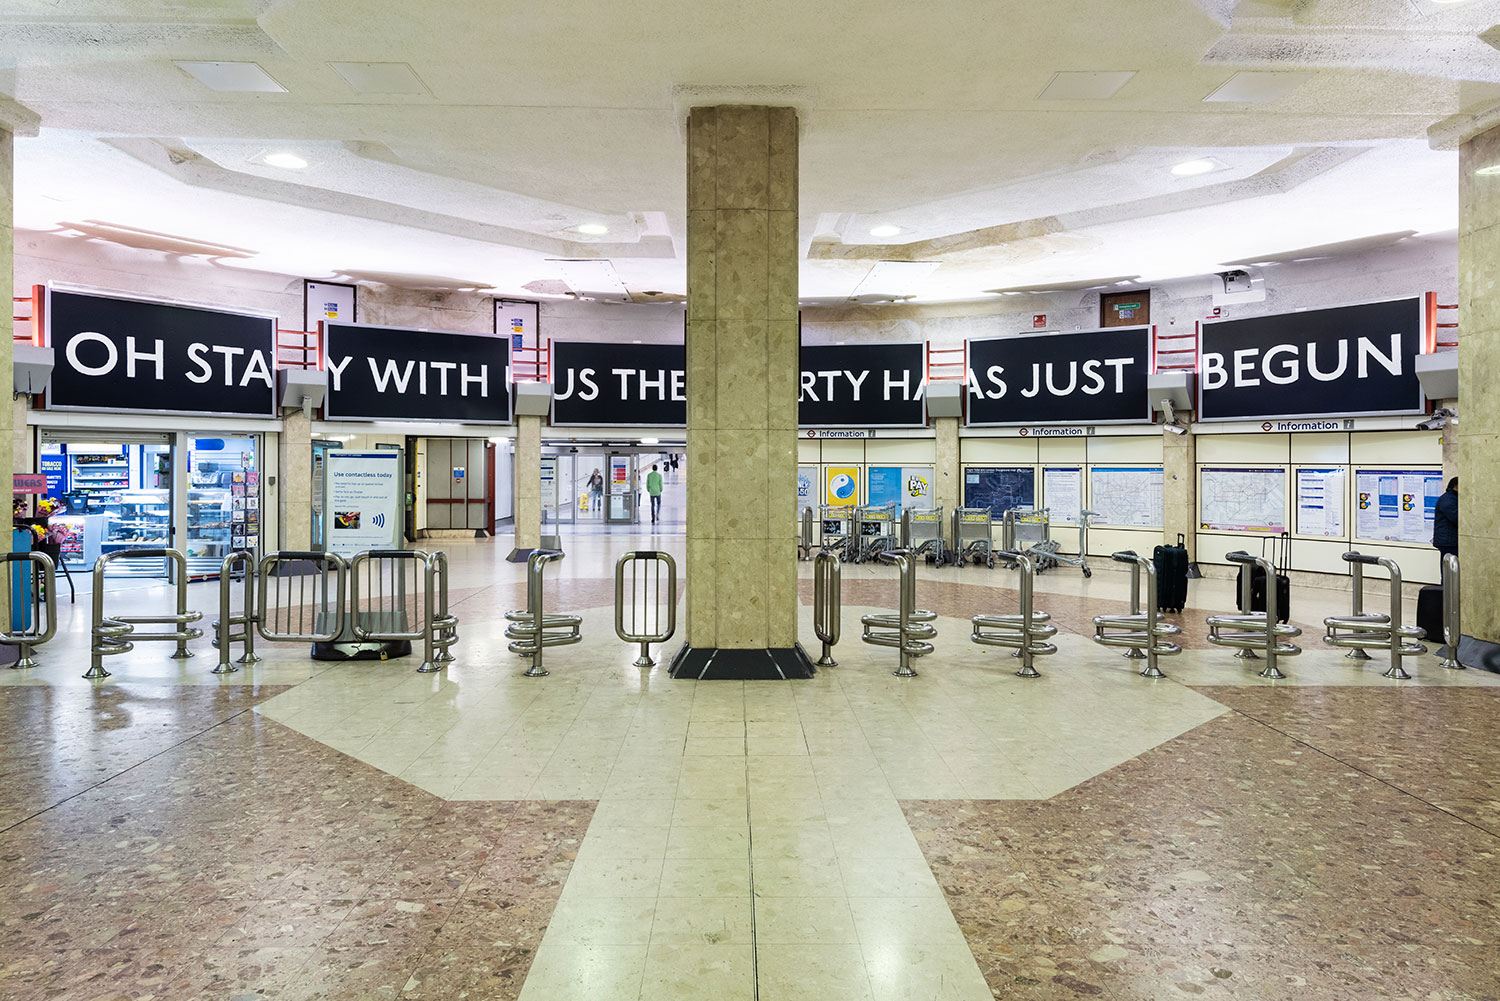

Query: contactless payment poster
825;467;860;508
324;451;403;557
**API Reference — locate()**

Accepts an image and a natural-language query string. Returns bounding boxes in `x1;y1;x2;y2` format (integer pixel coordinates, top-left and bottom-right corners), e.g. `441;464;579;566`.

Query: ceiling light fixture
869;224;901;238
577;223;609;235
1170;158;1217;177
263;152;308;170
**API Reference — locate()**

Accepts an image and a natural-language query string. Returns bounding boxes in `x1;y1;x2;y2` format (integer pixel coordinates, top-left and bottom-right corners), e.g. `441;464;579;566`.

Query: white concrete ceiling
3;0;1499;304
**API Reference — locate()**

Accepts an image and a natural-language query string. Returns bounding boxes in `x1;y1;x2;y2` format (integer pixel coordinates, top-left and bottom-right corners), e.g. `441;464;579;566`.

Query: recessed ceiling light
263;152;308;170
1037;71;1136;101
1476;164;1500;176
1170;158;1218;177
328;61;429;95
174;61;286;93
869;224;902;238
1203;71;1309;103
577;223;609;235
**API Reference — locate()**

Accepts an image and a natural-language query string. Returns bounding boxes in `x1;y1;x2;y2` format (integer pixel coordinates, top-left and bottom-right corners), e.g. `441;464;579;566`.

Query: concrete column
1161;426;1195;553
279;408;312;550
1457;124;1500;664
12;397;28;478
0;130;12;633
681;105;806;678
933;416;960;518
508;414;541;559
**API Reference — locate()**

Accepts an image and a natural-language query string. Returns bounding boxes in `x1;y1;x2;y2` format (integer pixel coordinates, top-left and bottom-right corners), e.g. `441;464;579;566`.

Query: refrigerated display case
185;437;259;574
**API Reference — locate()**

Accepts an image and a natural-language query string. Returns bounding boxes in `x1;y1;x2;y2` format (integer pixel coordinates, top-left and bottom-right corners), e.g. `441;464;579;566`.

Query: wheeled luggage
1416;584;1444;644
1237;531;1291;624
1152;533;1190;613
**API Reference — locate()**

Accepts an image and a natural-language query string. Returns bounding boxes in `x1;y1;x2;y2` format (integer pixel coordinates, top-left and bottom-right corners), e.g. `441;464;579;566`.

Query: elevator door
425;438;489;530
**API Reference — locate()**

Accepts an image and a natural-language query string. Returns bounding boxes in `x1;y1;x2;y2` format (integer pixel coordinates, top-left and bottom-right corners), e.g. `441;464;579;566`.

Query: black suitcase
1237;532;1291;623
1152;533;1189;612
1416;584;1444;643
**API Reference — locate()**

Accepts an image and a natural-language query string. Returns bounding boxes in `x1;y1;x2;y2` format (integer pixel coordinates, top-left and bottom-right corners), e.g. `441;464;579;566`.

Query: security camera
1415;407;1456;431
1164;422;1188;436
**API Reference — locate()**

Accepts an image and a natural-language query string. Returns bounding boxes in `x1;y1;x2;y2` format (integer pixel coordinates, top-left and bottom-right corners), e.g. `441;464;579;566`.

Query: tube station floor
3;536;1497;1001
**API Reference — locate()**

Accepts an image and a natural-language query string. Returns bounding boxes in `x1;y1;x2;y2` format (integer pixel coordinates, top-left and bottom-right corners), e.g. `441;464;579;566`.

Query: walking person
1433;476;1458;560
646;464;664;524
587;468;604;517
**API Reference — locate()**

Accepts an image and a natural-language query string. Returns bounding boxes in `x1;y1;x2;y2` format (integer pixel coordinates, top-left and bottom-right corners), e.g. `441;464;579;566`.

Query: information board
1199;467;1286;533
1354;468;1441;543
962;467;1035;515
868;466;935;513
1089;467;1163;528
1042;467;1083;524
323;450;403;557
1295;468;1346;537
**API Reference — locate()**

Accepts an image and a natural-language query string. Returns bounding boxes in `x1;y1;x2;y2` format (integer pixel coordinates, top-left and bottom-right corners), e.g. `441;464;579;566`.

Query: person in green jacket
646;464;664;523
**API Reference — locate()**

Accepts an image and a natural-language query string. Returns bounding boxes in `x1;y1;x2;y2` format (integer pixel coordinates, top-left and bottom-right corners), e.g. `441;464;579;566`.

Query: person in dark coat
1432;477;1458;559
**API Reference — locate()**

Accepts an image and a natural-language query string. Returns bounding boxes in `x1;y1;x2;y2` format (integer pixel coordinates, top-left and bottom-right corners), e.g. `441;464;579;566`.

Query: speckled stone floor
1;535;1496;1000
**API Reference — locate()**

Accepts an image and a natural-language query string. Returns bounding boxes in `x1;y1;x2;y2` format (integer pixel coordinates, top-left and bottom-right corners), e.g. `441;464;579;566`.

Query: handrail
349;549;439;673
614;550;677;667
813;550;841;667
88;548;204;680
506;548;579;677
1439;553;1462;670
213;550;261;675
971;550;1057;678
1207;550;1301;679
1091;550;1181;678
431;550;458;665
798;506;814;561
860;548;937;677
1322;552;1425;680
256;550;349;643
1;552;57;669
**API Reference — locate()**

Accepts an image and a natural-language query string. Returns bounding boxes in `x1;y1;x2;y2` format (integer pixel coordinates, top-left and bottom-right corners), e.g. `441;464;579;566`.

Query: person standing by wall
646;463;664;524
1433;477;1458;559
588;467;604;516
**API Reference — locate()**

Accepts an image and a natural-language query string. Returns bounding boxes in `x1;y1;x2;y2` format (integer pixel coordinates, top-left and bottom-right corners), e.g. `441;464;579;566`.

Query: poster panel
323;451;404;557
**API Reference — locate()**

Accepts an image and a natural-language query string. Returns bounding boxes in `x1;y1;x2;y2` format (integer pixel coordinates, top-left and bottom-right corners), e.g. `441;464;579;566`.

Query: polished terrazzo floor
2;536;1496;1000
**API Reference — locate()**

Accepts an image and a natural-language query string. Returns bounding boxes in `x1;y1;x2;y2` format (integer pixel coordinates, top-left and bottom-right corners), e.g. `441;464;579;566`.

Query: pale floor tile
558;856;664;898
649;895;754;945
862;940;992;1001
684;736;746;756
658;857;751;897
671;797;749;829
756;943;876;1001
543;895;656;946
639;942;754;1001
665;824;748;859
591;798;677;828
516;943;647;1001
839;857;944;898
753;856;845;898
752;896;860;944
576;824;671;861
750;820;837;860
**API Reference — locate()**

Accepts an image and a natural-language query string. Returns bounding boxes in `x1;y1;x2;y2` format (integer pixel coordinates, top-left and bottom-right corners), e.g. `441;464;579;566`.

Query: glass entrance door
40;435;173;579
606;454;637;524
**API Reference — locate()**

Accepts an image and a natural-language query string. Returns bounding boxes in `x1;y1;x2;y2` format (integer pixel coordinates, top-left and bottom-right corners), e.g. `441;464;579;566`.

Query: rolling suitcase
1416;584;1444;643
1237;532;1291;623
1152;533;1189;613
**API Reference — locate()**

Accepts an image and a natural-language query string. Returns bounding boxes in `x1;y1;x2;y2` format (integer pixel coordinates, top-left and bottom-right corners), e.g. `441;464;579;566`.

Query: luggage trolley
950;507;995;569
904;507;946;565
1004;507;1097;578
819;506;857;562
853;502;897;564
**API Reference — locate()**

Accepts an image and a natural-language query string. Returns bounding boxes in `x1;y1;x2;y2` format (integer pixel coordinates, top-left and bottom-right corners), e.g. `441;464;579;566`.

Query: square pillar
508;415;543;560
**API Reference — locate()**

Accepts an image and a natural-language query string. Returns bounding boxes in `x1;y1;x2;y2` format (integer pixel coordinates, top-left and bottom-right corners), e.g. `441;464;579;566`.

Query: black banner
46;289;276;416
798;342;926;427
1198;298;1425;421
965;327;1151;425
552;341;686;426
324;323;511;423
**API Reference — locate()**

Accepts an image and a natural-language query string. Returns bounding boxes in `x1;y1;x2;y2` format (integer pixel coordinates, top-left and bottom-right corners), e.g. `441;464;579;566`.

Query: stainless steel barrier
902;507;947;565
860;548;936;677
2;552;56;670
1206;551;1301;679
257;551;349;643
971;550;1057;678
506;548;580;677
350;549;440;673
813;550;841;667
798;506;815;561
213;550;261;675
615;550;677;667
88;549;203;680
1439;553;1462;670
950;507;994;568
1322;552;1425;680
1091;550;1181;678
431;550;458;665
853;502;898;564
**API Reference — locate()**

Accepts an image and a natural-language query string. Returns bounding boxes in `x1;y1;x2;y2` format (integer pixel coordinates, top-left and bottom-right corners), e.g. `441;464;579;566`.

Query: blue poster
867;466;903;509
39;452;66;500
963;467;1035;515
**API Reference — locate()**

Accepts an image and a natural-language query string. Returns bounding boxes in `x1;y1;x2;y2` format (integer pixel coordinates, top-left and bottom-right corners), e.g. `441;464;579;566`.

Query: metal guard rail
1321;551;1425;680
88;549;203;680
506;549;579;677
860;549;937;677
615;550;677;668
349;549;442;673
256;551;350;643
813;550;841;667
1206;551;1301;680
2;552;57;670
971;550;1057;678
1091;550;1181;679
1439;554;1462;671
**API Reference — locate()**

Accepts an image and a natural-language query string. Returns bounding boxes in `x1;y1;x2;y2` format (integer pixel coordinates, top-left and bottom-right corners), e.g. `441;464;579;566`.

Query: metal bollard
1207;551;1301;680
813;550;841;667
614;551;678;667
1091;550;1181;678
213;550;260;675
1;552;57;670
971;550;1058;678
1322;552;1425;680
1439;554;1462;670
860;548;937;677
798;507;815;561
88;549;204;680
430;551;458;664
506;549;580;677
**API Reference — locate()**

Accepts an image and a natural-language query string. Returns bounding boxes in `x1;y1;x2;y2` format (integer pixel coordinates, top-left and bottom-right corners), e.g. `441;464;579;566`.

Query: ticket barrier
949;507;995;568
1091;550;1181;678
813;550;841;667
819;506;857;562
901;507;946;565
1321;552;1426;680
615;550;677;668
860;549;936;677
1206;551;1301;679
88;549;203;680
970;550;1056;678
853;502;898;564
506;549;581;677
